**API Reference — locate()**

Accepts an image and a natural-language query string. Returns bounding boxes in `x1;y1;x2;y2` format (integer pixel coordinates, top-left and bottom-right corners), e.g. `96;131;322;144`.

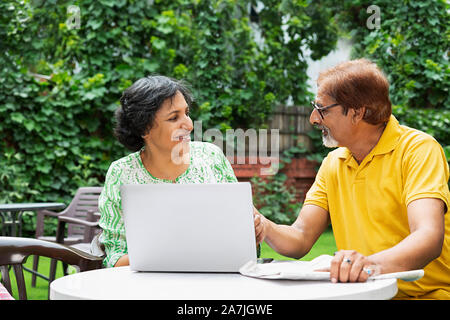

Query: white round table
50;266;397;300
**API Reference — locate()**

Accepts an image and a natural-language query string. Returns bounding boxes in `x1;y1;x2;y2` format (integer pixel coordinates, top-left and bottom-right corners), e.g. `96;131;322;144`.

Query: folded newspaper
239;255;424;282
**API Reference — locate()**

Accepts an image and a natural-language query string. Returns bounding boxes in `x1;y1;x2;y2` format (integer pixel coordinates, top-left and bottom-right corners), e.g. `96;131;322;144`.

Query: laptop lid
121;182;257;272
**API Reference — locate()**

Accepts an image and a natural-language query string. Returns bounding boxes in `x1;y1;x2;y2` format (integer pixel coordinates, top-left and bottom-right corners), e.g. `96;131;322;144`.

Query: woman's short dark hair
114;75;193;152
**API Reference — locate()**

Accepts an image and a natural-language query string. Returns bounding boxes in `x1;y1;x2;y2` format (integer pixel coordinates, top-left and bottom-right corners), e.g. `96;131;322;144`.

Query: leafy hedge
328;0;449;110
0;0;337;207
392;105;450;160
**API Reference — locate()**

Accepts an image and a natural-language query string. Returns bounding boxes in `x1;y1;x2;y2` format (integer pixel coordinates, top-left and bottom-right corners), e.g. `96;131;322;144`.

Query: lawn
6;256;65;300
259;225;337;261
6;226;336;300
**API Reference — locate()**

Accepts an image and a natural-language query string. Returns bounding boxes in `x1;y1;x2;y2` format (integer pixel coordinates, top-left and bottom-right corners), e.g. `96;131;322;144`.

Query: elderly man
254;59;450;299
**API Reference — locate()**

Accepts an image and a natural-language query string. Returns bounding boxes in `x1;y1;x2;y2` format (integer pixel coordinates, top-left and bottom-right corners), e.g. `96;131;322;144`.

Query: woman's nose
182;114;193;131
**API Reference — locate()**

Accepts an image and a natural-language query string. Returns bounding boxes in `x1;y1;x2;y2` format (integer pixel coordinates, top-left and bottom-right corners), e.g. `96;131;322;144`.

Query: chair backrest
0;237;104;300
65;187;103;241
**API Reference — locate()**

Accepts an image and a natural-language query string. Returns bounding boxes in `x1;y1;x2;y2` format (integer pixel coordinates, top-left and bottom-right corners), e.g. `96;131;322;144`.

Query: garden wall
230;157;318;203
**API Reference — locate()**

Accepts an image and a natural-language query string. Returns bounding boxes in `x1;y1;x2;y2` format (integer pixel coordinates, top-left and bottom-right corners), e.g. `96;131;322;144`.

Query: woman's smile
173;132;191;142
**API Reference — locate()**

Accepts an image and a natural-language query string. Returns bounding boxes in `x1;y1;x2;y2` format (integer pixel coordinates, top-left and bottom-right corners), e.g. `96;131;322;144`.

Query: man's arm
254;204;330;259
328;198;445;283
368;198;445;273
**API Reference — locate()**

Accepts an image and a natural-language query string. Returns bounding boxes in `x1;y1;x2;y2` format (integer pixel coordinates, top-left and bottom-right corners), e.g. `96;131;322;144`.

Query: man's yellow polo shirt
304;115;450;299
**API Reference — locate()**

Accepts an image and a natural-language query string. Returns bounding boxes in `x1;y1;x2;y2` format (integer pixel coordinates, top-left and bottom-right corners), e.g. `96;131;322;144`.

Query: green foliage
251;146;307;225
252;173;302;225
393;105;450;162
393;105;450;146
0;0;338;208
328;0;449;110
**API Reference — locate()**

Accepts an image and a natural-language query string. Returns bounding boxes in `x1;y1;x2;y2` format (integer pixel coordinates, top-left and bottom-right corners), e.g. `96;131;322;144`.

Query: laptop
120;182;257;272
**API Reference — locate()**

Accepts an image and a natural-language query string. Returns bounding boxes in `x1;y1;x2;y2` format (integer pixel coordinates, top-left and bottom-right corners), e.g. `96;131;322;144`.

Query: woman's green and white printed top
98;141;238;267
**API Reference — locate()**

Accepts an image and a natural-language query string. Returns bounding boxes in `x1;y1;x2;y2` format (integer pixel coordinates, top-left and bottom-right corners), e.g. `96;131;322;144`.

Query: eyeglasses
311;101;340;120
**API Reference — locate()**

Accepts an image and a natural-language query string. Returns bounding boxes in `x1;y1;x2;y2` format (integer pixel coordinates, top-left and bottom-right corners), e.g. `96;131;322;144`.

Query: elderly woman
99;76;237;268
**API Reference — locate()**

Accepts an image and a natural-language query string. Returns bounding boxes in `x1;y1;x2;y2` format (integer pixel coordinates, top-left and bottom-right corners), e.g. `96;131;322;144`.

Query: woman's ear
141;120;156;140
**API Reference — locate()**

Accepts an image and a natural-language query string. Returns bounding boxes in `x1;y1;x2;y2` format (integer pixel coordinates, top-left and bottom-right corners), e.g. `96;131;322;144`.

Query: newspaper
239;254;424;282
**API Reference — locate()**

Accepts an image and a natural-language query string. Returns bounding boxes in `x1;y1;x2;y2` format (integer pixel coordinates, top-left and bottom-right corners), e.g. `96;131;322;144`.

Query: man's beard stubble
317;125;339;148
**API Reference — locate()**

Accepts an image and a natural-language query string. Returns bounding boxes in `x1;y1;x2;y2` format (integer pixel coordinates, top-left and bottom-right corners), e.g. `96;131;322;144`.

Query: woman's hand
328;250;381;283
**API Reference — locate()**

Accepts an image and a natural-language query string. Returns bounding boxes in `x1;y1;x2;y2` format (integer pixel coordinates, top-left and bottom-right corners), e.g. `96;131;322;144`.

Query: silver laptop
120;182;257;272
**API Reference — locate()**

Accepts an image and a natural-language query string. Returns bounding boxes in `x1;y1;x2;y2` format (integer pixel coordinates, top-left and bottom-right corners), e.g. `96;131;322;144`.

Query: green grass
6;256;65;300
260;226;337;261
4;227;336;300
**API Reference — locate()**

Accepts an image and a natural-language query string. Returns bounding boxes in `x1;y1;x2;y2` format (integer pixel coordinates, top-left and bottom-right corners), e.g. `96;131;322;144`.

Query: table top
50;266;398;300
0;202;66;212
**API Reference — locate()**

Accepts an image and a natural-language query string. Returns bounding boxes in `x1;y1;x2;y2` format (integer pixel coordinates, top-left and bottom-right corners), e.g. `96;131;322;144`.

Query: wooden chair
0;236;104;300
32;187;103;287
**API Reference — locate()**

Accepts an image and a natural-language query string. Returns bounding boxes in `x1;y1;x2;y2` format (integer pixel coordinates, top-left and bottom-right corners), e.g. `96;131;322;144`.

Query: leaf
87;19;103;30
36;162;52;174
150;36;166;50
23;120;35;131
142;60;159;72
240;90;253;100
156;25;173;34
11;112;25;124
99;0;115;7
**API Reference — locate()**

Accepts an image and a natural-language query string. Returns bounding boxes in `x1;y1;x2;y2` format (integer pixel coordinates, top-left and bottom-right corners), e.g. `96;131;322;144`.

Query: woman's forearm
114;254;130;267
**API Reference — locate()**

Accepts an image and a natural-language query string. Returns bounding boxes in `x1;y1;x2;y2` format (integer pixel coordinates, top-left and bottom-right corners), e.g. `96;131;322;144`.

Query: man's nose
309;109;321;126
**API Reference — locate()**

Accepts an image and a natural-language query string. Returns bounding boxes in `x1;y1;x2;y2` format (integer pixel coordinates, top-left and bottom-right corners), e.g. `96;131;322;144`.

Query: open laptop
120;182;257;272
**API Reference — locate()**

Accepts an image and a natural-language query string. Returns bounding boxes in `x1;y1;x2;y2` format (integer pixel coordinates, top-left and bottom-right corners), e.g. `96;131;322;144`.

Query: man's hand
328;250;381;283
253;207;267;245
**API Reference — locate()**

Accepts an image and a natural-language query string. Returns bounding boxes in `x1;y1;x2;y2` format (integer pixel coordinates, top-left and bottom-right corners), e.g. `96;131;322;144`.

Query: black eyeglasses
311;101;340;120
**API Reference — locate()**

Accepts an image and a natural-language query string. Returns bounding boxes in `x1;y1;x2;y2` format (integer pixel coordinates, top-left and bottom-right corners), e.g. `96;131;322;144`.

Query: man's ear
352;107;366;124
